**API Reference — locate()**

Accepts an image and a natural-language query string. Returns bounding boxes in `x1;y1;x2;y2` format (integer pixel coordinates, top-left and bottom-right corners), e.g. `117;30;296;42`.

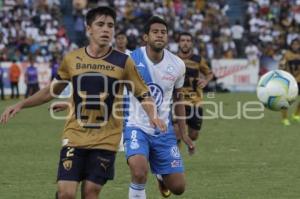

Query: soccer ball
257;70;299;111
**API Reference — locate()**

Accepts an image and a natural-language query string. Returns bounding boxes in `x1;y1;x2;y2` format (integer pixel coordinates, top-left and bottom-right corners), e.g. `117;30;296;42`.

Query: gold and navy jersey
179;54;212;105
280;50;300;82
56;47;149;151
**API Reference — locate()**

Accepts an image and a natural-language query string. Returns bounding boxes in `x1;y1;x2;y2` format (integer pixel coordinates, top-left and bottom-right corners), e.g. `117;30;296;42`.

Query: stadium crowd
1;0;299;62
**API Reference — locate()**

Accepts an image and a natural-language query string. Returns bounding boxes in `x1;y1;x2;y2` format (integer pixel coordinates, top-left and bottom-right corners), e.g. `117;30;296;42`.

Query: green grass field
0;93;300;199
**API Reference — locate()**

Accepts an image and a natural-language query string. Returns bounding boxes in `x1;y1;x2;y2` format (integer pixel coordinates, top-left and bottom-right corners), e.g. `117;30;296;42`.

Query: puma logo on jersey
76;56;83;61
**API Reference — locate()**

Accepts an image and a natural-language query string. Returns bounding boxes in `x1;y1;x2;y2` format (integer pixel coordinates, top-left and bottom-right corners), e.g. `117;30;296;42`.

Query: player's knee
131;167;148;183
82;180;102;198
57;190;76;199
189;132;198;141
169;182;185;195
83;185;100;198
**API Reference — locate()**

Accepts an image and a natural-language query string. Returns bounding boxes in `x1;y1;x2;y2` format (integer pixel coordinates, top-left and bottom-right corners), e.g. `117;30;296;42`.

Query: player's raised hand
150;118;167;132
182;133;195;155
0;102;23;124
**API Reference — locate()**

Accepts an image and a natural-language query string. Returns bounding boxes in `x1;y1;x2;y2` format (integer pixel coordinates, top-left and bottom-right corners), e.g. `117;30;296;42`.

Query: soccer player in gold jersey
280;38;300;126
176;32;213;146
0;7;165;199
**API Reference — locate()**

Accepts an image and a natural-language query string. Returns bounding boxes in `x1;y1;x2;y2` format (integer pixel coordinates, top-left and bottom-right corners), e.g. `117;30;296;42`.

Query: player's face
87;15;115;47
145;23;168;52
179;35;193;54
291;40;300;52
115;34;127;49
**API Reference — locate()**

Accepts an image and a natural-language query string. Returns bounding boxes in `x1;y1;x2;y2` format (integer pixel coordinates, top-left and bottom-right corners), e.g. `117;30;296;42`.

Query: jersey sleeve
175;61;186;89
279;52;288;71
199;58;212;76
56;55;70;80
124;57;150;100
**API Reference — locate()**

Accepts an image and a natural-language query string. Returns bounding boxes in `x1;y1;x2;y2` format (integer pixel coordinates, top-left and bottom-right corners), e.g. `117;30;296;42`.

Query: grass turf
0;93;299;199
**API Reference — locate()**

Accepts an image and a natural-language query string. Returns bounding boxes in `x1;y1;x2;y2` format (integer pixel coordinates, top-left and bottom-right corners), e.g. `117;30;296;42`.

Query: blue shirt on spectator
26;65;38;84
0;66;4;81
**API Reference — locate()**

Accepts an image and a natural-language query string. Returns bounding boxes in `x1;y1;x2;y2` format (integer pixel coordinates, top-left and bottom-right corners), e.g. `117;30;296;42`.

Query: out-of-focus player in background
115;31;131;55
0;6;165;199
176;32;213;148
280;38;300;126
114;31;131;151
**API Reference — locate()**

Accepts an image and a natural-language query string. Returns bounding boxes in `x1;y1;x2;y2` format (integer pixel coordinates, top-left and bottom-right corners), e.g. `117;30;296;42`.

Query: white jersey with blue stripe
125;47;185;136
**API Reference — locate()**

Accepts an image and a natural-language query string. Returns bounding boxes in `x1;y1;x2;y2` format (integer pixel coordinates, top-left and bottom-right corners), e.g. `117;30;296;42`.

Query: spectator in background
126;24;139;50
0;64;4;100
50;57;59;80
25;59;39;98
231;20;244;57
9;59;20;99
73;9;87;47
245;41;261;64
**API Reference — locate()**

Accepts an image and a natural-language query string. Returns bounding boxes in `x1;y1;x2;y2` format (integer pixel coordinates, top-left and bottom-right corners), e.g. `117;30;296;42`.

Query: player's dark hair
290;38;300;52
144;16;168;34
86;6;116;26
290;38;300;46
115;31;127;38
178;32;193;40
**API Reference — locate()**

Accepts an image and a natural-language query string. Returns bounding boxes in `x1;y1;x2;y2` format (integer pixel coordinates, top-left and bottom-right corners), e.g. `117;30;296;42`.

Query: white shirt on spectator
245;44;260;61
231;25;244;40
26;26;39;39
259;33;273;43
258;0;270;7
223;41;236;51
221;27;231;37
287;33;300;45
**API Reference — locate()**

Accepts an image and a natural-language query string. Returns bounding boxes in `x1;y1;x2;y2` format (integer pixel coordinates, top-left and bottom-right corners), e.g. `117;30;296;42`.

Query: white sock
156;174;163;181
129;183;146;199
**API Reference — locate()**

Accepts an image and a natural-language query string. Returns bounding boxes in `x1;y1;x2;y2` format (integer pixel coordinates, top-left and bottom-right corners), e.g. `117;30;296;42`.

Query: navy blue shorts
185;105;203;131
298;83;300;95
57;147;116;185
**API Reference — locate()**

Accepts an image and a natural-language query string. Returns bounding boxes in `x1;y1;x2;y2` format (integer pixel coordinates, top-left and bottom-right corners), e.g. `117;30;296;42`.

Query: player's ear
86;25;92;36
143;34;148;43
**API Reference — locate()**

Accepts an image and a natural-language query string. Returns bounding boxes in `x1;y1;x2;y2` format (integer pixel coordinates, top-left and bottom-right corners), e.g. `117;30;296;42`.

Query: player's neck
145;45;164;64
178;50;193;59
86;43;111;58
116;46;126;53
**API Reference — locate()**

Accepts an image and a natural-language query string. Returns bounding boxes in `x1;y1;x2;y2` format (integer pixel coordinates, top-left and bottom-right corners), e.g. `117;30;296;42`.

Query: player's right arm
124;57;166;132
0;82;67;124
0;56;70;124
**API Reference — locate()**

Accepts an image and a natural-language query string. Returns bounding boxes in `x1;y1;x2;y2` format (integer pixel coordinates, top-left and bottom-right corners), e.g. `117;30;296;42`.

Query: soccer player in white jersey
124;16;195;199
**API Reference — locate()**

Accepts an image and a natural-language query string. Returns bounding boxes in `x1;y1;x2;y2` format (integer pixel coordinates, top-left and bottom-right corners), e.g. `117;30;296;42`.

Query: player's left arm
173;87;195;153
198;58;213;88
173;62;195;153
